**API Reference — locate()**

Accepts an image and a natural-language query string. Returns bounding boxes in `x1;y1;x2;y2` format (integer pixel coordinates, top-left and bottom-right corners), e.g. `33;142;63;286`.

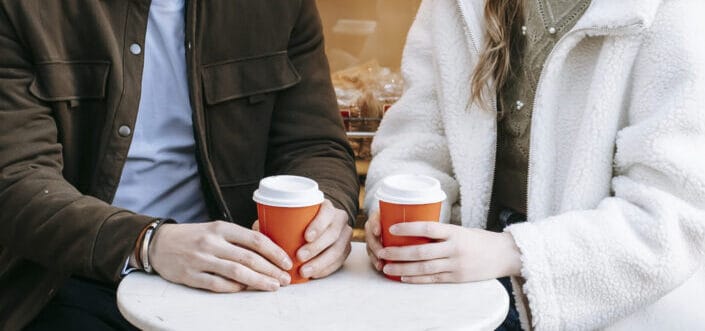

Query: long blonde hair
470;0;524;111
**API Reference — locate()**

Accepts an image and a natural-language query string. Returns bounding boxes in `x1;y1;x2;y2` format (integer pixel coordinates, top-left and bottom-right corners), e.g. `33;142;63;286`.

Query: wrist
148;222;174;271
498;232;522;277
130;223;153;270
140;219;172;273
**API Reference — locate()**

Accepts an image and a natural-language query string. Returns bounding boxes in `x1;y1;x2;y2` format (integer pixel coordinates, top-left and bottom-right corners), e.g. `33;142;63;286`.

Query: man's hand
253;199;352;279
298;200;353;278
149;221;293;293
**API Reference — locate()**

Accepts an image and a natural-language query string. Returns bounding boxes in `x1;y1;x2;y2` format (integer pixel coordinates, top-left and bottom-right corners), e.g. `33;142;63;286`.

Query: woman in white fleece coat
363;0;705;330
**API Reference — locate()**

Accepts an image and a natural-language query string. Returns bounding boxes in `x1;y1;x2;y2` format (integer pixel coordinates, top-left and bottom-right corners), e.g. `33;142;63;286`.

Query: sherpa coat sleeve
506;2;705;330
364;0;460;223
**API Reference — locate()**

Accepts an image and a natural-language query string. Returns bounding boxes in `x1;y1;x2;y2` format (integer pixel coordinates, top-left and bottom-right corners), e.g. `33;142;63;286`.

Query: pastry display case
317;0;422;231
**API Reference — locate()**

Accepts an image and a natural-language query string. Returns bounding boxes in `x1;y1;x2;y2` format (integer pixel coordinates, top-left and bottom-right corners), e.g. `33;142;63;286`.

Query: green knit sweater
494;0;591;215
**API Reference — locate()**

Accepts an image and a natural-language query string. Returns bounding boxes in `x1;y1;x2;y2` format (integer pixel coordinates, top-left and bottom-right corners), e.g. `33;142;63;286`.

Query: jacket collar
458;0;662;48
572;0;661;33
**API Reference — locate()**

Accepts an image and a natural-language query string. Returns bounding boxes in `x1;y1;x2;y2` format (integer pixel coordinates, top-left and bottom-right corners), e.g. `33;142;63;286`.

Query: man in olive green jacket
0;1;359;330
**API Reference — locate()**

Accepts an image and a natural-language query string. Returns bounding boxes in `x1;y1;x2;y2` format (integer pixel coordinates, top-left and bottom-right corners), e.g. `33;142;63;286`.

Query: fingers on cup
190;273;247;293
366;212;381;236
366;246;382;271
401;272;455;284
390;221;453;240
365;231;383;260
301;225;352;279
298;216;346;263
209;259;281;292
364;213;382;238
305;200;343;243
222;224;293;271
382;259;450;277
217;243;291;286
378;241;451;262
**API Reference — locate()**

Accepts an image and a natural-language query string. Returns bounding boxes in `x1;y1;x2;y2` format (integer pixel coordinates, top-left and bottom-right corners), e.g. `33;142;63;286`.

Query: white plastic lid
375;174;447;205
253;175;324;207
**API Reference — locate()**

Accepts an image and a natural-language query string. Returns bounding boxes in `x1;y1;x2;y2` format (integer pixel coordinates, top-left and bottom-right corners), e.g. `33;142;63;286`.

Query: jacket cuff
506;221;562;331
92;211;155;283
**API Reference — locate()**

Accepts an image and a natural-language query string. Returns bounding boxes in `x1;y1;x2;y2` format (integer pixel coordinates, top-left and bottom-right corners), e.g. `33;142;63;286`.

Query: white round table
118;243;509;331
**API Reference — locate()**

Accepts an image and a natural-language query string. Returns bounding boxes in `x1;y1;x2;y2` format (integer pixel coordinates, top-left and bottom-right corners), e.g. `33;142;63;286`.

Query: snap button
118;125;132;137
129;43;142;55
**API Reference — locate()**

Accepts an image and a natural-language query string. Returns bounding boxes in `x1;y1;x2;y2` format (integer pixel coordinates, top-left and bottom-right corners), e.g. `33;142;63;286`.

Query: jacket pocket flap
29;61;110;102
202;52;301;105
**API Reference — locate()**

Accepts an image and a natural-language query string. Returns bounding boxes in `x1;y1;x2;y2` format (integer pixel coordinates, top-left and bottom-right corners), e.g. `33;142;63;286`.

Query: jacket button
118;125;132;137
129;43;142;55
548;27;557;35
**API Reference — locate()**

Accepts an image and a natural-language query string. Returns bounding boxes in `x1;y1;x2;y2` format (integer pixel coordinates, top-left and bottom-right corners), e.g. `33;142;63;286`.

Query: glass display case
317;0;421;228
319;0;420;161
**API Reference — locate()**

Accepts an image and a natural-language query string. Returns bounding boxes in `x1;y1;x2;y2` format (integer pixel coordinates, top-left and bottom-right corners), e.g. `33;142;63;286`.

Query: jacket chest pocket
28;61;110;187
29;61;110;108
202;51;301;185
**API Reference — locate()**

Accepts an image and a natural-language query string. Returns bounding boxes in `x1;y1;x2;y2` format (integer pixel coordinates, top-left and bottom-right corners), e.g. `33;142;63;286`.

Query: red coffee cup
376;174;447;281
253;175;324;284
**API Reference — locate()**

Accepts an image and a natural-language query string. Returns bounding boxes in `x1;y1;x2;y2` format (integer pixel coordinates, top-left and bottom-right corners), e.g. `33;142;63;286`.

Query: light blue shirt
113;0;209;223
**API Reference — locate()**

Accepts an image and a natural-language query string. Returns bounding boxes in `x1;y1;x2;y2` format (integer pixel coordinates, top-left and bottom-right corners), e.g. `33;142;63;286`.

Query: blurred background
316;0;422;236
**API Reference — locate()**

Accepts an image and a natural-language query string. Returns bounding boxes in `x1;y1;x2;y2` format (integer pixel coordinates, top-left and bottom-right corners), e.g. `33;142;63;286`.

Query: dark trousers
495;277;522;331
25;277;137;331
493;207;525;331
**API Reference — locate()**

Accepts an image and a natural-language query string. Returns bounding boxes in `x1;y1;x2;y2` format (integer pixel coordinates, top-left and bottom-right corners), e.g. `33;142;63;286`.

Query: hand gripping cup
376;174;447;281
253;175;324;284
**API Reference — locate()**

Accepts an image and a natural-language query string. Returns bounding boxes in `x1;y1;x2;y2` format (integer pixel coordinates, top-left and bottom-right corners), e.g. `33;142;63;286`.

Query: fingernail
375;261;383;271
307;230;317;241
383;265;392;274
400;276;408;282
389;225;398;234
298;249;310;261
301;266;313;277
268;280;280;291
282;257;293;270
377;249;386;259
280;274;291;286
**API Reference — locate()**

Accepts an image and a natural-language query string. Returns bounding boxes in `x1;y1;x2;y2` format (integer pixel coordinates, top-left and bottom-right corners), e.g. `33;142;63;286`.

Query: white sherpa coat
364;0;705;330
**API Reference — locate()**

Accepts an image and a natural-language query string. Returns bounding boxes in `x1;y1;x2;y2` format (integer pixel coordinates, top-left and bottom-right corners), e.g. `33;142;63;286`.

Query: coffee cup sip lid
375;174;447;205
253;175;324;207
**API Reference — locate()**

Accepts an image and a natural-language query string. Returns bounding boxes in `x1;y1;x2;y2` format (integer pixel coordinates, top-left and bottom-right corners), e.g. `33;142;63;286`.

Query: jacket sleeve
506;3;705;330
265;0;359;223
0;6;153;283
364;0;460;223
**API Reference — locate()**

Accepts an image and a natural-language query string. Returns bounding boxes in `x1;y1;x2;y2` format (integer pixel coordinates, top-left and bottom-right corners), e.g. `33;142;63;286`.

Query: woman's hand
375;222;522;283
364;212;384;271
